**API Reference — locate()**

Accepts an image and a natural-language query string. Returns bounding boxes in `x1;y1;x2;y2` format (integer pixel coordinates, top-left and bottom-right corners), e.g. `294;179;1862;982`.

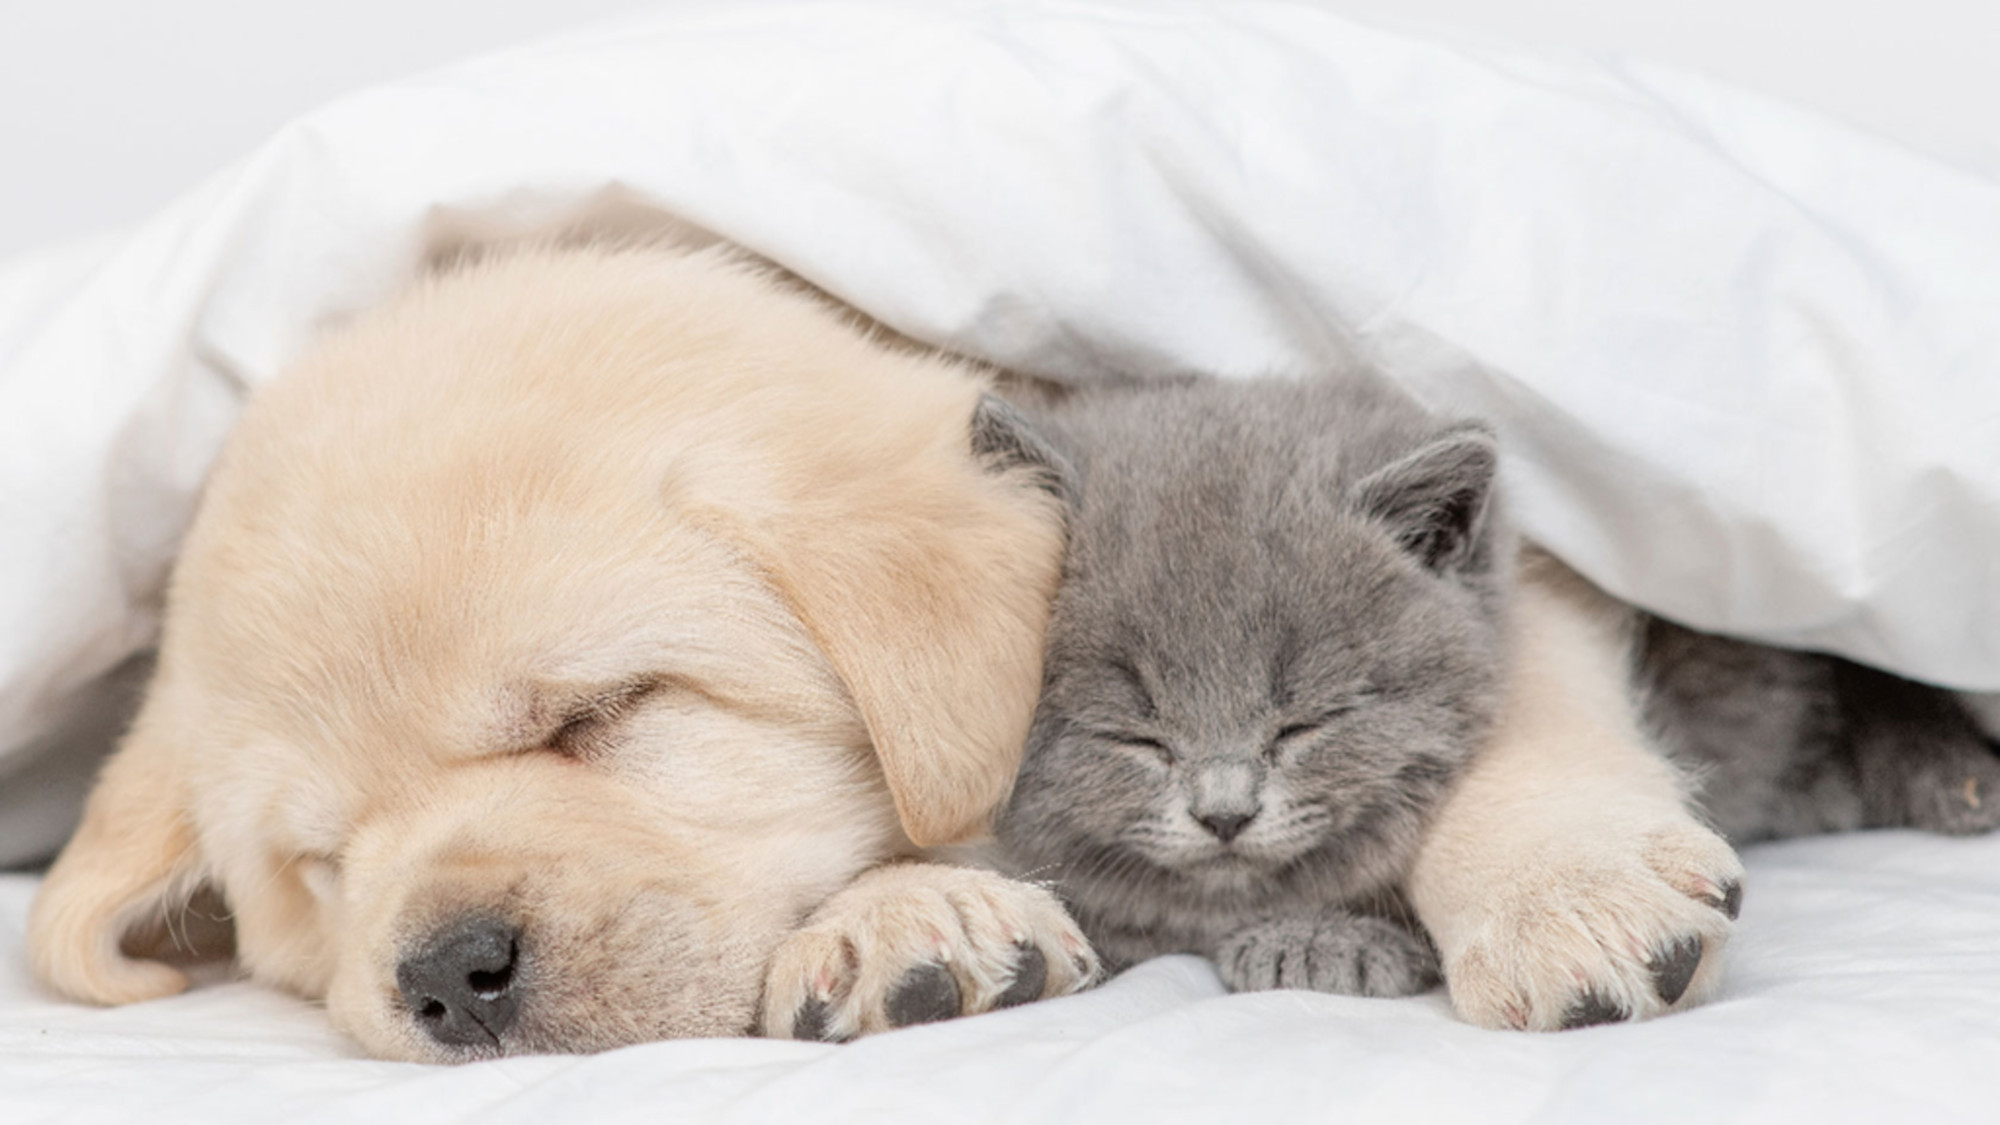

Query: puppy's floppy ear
1353;423;1501;575
720;389;1068;847
29;700;208;1005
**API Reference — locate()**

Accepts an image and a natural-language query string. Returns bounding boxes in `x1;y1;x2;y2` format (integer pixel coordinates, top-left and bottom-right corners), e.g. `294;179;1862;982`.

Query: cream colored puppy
1410;549;1746;1030
29;245;1095;1061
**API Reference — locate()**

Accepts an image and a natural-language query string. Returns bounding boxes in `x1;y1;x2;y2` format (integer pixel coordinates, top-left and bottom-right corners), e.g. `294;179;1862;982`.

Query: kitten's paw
1215;910;1437;998
760;863;1098;1041
1896;738;2000;836
1440;816;1744;1031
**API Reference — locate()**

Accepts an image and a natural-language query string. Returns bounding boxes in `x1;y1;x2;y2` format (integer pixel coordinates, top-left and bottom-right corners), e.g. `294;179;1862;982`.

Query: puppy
1406;549;1745;1030
29;245;1094;1061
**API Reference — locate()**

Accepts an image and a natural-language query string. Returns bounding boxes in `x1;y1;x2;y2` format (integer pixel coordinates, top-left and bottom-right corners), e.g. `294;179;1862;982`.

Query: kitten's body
997;370;2000;1006
1641;622;2000;844
995;374;1511;992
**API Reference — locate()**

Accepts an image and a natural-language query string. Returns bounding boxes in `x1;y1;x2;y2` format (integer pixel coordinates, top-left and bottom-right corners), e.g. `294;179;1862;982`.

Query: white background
3;0;1997;261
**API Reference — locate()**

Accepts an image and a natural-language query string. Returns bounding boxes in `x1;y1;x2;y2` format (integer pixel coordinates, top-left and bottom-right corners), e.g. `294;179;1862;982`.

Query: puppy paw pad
1648;936;1704;1005
1560;991;1628;1030
1712;879;1743;921
885;963;961;1028
994;944;1047;1010
792;998;845;1043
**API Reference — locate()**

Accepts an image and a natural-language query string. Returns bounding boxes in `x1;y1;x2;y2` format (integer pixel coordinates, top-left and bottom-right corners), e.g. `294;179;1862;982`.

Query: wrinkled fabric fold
2;0;1997;856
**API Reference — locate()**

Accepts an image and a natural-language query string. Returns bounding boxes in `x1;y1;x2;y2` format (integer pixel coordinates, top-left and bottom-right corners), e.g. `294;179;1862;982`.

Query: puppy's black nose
396;917;523;1047
1198;811;1254;843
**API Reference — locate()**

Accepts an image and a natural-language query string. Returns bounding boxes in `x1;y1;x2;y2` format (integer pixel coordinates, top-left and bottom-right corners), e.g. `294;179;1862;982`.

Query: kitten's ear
1352;424;1500;575
970;393;1076;508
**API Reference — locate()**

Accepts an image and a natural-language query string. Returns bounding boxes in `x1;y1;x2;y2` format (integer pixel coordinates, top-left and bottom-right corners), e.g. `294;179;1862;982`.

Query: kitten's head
997;375;1512;918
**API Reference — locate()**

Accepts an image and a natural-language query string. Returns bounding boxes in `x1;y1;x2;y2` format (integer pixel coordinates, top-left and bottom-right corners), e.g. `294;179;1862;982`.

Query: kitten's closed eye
1266;723;1318;763
1266;700;1371;760
1104;732;1175;767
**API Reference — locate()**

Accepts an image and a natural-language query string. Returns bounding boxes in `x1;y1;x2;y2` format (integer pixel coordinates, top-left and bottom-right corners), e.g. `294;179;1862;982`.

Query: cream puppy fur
1410;549;1745;1030
28;244;1094;1061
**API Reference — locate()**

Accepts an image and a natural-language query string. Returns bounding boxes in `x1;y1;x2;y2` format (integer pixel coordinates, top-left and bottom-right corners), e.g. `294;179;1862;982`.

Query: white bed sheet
7;830;2000;1124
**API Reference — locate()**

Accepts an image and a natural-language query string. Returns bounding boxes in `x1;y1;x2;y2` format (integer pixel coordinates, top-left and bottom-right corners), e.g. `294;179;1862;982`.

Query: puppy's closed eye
541;680;662;759
547;711;611;758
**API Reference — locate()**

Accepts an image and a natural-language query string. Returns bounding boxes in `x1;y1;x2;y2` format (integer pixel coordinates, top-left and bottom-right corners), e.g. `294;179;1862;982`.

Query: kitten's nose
1198;810;1255;843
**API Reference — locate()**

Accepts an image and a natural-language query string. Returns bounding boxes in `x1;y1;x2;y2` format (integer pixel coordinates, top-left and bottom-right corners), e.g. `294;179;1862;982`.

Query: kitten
1641;622;2000;844
991;372;1512;996
991;370;2000;1001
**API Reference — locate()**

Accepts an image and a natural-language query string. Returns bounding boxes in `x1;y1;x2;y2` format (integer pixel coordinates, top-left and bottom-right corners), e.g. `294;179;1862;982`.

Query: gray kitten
990;370;2000;1001
1641;622;2000;844
991;372;1513;997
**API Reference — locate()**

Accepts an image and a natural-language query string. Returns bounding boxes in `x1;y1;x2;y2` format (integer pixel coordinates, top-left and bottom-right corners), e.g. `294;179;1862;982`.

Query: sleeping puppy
28;245;1095;1061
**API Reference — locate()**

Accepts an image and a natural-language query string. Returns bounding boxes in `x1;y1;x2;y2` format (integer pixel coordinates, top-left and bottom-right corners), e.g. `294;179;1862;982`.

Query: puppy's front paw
1216;910;1437;998
760;863;1097;1041
1442;816;1744;1031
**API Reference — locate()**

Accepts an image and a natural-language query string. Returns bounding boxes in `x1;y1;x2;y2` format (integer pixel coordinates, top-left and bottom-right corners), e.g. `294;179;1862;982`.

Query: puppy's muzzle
396;917;523;1048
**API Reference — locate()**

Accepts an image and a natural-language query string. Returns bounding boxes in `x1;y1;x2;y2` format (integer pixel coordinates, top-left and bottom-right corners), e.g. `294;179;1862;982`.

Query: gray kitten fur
990;370;2000;1002
1640;622;2000;843
992;372;1513;996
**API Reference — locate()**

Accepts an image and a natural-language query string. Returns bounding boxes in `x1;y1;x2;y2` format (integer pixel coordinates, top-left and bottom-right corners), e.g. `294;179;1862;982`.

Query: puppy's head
28;247;1065;1060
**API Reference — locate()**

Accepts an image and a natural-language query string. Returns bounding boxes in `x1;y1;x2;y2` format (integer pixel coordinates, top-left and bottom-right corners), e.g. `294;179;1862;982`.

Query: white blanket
7;828;2000;1123
6;3;2000;820
3;0;1999;1118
